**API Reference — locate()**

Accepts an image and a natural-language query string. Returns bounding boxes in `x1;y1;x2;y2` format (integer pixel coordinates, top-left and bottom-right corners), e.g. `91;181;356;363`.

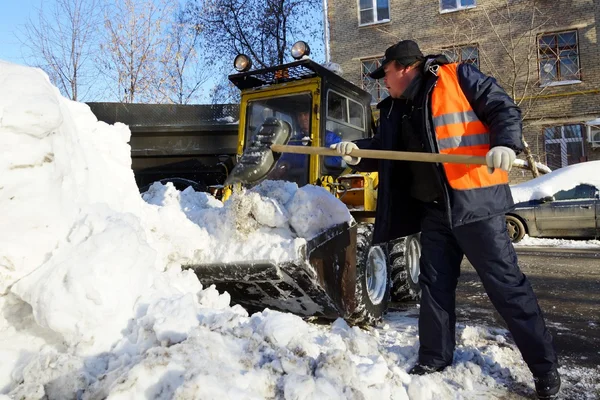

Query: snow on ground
515;235;600;249
1;61;599;399
510;161;600;204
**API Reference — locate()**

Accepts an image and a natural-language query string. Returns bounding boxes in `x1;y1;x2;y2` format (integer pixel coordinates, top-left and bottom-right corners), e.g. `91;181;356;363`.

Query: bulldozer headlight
234;54;252;72
291;41;310;60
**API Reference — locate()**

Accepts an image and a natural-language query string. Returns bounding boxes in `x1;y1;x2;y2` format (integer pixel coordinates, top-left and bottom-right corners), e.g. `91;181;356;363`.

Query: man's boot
408;363;449;375
534;369;561;399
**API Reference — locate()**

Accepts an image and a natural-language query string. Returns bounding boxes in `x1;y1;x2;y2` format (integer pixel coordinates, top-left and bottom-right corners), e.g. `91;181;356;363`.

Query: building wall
327;0;600;182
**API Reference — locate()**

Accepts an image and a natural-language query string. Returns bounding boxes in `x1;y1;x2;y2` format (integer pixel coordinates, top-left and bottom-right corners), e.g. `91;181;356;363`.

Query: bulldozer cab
229;59;374;189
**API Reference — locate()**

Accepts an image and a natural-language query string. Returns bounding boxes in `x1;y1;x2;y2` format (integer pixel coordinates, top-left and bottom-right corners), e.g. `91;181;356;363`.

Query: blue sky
0;0;40;63
0;0;326;102
1;0;326;65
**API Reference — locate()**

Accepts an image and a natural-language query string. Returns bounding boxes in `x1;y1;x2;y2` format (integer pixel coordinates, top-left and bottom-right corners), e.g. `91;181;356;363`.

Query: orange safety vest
431;63;509;190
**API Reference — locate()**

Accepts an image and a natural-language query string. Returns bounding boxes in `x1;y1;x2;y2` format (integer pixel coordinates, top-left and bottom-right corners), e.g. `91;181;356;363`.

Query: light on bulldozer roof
234;54;252;72
291;41;311;60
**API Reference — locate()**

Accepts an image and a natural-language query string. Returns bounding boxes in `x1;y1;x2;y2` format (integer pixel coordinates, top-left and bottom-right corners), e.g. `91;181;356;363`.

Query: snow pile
141;180;351;264
510;160;600;203
1;61;599;399
0;60;348;387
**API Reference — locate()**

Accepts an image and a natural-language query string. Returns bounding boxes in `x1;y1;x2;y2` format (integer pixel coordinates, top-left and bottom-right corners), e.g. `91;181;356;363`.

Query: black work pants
417;204;558;376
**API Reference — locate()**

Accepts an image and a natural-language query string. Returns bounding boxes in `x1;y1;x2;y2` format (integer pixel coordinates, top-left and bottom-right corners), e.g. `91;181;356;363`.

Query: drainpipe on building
323;0;331;63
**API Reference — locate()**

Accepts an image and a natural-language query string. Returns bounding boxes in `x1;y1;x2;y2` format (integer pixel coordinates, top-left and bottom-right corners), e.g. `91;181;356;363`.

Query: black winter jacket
353;55;524;245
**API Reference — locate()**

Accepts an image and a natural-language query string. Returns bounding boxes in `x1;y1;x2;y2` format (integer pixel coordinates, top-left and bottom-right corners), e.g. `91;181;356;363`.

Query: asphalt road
455;250;600;370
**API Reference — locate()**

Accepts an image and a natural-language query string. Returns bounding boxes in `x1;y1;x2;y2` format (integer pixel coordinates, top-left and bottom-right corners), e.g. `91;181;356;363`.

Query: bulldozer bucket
184;221;361;319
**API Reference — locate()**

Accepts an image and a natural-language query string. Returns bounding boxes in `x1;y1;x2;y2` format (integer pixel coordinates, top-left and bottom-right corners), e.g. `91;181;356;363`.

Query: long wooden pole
271;144;487;165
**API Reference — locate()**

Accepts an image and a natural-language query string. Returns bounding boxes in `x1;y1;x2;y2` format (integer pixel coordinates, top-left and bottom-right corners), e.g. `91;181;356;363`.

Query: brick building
326;0;600;181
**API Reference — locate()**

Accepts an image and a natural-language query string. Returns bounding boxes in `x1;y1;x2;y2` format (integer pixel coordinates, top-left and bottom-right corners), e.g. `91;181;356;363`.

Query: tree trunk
522;137;539;178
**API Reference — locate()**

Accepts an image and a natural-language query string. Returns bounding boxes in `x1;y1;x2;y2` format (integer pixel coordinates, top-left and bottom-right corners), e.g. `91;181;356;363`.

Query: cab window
245;93;312;186
326;90;365;138
324;90;366;172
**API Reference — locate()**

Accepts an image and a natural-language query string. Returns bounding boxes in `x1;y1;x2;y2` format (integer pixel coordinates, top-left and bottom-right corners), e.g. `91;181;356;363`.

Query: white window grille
442;44;479;68
538;30;581;86
543;124;585;169
361;58;389;103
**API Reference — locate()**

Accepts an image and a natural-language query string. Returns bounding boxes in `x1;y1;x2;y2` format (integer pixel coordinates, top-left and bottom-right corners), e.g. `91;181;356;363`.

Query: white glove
485;146;516;174
330;142;361;165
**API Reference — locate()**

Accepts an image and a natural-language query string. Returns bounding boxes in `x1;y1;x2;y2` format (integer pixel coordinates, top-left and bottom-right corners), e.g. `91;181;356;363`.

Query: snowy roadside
514;236;600;250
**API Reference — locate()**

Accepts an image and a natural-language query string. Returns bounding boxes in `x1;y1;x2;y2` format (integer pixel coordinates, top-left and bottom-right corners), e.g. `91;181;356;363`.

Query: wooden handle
271;144;487;165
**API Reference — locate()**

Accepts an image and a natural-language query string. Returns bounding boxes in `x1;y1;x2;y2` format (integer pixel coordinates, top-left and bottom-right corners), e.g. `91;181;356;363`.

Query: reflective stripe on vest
431;63;509;190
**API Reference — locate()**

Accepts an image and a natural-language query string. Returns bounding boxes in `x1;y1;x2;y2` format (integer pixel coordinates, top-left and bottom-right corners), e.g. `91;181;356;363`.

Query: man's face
383;62;412;98
298;111;310;133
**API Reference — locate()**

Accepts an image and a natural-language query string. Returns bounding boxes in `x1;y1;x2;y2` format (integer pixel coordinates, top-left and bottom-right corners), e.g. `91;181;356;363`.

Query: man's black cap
369;40;424;79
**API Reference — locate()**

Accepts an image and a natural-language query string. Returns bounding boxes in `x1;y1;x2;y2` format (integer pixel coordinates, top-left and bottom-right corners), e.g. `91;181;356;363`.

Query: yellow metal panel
363;172;378;211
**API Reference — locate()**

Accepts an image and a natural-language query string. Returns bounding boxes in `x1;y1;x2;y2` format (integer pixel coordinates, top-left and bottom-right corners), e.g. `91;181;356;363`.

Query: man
295;109;343;168
331;40;560;399
275;109;343;185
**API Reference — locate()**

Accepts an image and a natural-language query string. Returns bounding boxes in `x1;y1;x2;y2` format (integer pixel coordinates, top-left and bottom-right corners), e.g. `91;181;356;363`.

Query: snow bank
0;61;351;389
510;160;600;203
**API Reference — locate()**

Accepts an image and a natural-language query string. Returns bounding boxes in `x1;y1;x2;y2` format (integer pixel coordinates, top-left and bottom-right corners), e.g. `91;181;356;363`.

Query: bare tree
438;0;575;177
19;0;101;101
209;75;241;104
156;5;211;104
99;0;174;103
188;0;322;69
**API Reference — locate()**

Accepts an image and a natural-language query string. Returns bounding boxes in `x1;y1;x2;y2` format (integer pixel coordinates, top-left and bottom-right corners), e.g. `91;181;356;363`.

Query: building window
544;124;585;169
361;58;389;103
440;0;476;12
442;45;479;68
538;30;581;86
358;0;390;26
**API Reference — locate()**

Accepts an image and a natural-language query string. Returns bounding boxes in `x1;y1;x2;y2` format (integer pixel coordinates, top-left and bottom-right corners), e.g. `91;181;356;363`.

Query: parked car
507;161;600;242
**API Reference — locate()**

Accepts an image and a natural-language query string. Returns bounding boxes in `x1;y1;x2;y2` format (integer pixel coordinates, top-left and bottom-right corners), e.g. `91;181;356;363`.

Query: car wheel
506;215;526;243
350;223;391;325
390;234;421;302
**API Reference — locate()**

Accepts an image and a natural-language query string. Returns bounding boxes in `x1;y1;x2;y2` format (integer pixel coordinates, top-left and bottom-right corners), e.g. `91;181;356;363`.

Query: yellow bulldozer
188;42;424;324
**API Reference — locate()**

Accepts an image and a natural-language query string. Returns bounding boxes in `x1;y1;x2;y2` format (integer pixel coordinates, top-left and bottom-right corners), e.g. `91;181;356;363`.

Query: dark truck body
87;102;240;191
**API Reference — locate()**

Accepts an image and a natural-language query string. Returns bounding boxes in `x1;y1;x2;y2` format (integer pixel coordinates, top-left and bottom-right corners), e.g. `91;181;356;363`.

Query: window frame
357;0;391;27
439;0;476;14
441;44;480;68
360;57;389;104
537;30;581;87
